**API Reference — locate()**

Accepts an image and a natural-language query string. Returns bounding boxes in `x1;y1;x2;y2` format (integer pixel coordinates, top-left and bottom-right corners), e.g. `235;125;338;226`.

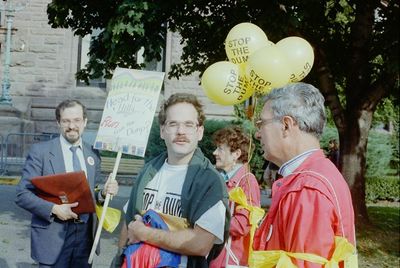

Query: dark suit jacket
15;137;101;265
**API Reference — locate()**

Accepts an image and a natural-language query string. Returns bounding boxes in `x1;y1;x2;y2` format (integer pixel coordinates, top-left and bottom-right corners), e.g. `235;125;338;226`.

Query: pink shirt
253;150;355;268
210;164;261;267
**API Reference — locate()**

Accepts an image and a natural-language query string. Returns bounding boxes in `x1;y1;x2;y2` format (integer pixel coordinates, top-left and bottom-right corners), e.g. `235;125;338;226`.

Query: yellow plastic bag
249;236;357;268
95;204;121;233
229;187;265;260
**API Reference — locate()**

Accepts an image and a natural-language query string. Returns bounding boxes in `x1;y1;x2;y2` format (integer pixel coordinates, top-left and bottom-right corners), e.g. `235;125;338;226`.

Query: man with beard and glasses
114;93;230;268
16;99;118;267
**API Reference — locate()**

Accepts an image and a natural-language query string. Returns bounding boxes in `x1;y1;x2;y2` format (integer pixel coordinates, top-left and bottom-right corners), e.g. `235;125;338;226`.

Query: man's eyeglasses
164;121;199;134
60;118;84;127
255;117;279;130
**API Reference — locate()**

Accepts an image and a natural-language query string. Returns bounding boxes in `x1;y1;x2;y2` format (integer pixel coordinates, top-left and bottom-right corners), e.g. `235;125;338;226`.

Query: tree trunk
339;109;373;224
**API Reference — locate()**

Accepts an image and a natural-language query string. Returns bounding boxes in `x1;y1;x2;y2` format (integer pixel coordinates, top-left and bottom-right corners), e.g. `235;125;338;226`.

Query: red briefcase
31;171;95;214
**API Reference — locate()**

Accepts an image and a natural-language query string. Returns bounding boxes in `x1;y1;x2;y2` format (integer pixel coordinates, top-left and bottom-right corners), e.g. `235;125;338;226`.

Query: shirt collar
278;149;319;177
220;163;243;182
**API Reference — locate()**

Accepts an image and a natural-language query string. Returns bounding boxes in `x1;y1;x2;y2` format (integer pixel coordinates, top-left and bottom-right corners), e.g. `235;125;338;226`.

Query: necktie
70;146;82;171
69;146;88;222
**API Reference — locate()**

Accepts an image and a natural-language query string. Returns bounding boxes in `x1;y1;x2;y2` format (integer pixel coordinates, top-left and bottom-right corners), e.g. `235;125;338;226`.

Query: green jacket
126;148;230;267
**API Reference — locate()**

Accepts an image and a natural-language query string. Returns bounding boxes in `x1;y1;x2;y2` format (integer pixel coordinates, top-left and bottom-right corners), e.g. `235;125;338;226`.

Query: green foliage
372;97;398;129
232;100;266;180
198;120;232;162
47;0;168;83
320;126;339;151
366;130;397;177
249;137;265;181
325;108;336;127
144;119;166;162
389;127;399;174
47;0;398;85
371;98;399;175
320;126;399;177
99;149;142;159
365;176;400;203
99;150;117;158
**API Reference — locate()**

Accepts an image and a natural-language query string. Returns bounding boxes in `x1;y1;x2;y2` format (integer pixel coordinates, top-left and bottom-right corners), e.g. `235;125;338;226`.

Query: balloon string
245;95;254;119
247;94;258;163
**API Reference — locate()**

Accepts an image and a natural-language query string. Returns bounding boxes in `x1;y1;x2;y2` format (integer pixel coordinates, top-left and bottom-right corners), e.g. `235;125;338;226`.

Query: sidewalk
0;183;132;268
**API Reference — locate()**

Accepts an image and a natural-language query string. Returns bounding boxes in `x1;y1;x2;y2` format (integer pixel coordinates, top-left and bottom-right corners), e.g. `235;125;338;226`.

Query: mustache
66;128;79;132
173;136;190;143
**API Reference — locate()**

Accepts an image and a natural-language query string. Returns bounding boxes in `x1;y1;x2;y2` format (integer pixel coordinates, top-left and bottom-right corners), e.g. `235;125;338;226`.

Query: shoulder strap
225;169;253;266
234;172;251;187
291;170;345;237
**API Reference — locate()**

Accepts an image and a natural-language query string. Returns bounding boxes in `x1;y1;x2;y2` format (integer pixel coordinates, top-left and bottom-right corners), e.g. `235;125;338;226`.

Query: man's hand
127;215;145;245
102;174;119;197
51;202;79;220
127;214;216;256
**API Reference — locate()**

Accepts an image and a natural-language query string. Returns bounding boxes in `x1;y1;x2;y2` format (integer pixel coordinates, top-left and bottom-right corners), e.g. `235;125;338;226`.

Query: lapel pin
87;156;95;166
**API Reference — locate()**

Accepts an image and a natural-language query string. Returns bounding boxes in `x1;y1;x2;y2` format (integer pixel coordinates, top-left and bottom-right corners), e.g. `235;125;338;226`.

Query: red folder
31;171;95;214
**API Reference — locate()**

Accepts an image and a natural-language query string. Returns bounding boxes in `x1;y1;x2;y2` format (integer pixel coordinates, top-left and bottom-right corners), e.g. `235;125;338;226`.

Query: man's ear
197;125;204;141
160;125;165;140
282;116;296;135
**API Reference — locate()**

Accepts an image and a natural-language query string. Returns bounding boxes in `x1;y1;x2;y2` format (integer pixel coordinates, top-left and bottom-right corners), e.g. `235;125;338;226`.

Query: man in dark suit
15;99;118;267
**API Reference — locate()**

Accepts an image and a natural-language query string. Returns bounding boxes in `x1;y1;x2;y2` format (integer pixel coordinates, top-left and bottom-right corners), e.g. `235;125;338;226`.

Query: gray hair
263;82;326;138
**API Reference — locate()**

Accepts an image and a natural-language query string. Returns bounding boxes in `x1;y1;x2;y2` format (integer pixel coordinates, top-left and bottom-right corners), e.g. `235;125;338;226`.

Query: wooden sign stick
88;150;122;264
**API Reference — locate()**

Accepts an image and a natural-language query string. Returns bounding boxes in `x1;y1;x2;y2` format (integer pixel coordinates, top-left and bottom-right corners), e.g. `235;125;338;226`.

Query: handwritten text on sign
94;68;165;157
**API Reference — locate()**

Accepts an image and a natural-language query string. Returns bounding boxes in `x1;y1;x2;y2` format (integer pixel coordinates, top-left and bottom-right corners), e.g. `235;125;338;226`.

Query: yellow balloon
276;36;314;82
246;45;292;95
225;22;269;65
201;61;254;106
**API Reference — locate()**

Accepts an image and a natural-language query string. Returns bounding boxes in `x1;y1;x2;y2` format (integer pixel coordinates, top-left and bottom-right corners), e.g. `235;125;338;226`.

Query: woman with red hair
210;126;261;268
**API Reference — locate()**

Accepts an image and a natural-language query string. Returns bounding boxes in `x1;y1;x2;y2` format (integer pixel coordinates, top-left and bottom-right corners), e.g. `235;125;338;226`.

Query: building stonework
0;0;233;136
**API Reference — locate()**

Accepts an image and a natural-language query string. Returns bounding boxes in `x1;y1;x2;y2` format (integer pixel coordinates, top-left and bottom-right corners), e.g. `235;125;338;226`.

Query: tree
47;0;399;222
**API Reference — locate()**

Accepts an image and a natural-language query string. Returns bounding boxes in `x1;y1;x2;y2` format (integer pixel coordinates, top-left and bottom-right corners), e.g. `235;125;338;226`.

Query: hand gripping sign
88;68;165;264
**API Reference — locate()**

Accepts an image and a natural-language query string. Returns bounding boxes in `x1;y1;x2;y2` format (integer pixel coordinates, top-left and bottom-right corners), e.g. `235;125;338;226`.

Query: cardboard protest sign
94;67;165;157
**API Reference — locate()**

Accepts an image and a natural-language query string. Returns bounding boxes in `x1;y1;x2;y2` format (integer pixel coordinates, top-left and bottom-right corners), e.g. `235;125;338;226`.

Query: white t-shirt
143;161;187;216
125;161;226;267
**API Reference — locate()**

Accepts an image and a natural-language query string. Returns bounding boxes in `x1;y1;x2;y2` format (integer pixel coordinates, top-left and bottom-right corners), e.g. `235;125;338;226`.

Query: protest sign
89;67;164;264
94;67;165;157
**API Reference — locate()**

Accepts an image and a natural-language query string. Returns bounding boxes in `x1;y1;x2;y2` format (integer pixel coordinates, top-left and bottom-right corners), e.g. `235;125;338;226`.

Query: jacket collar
279;149;319;177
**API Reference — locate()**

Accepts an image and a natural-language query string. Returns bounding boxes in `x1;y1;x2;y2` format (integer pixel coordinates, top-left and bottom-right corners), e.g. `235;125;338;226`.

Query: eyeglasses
255;117;279;130
60;118;84;127
164;121;199;134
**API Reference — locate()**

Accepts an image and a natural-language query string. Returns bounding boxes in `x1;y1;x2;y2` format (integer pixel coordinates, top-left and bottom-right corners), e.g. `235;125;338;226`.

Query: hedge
365;176;400;203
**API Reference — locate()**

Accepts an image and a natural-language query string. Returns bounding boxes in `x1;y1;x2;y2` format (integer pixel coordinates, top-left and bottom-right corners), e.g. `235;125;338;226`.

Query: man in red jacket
253;82;357;267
